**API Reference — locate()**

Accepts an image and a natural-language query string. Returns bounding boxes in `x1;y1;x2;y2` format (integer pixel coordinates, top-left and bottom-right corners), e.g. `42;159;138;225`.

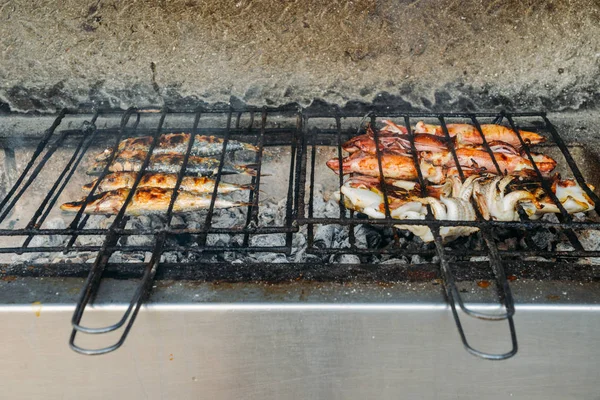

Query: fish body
95;133;258;161
342;130;408;155
326;151;444;183
419;148;556;176
60;187;250;216
83;172;252;194
88;152;256;177
414;122;546;148
343;129;446;155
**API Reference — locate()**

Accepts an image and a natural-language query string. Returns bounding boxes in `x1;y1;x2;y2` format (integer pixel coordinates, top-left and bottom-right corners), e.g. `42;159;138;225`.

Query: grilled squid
472;176;540;221
334;176;479;243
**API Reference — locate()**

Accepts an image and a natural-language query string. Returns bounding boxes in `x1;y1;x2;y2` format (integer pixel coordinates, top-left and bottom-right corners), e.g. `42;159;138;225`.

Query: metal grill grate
0;107;599;359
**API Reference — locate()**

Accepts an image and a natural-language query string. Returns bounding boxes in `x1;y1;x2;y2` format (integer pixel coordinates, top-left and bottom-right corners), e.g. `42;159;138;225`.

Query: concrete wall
1;0;599;112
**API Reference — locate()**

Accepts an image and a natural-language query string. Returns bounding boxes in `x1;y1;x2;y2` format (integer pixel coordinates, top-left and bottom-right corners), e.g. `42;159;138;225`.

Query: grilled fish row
95;133;258;162
83;172;253;194
60;187;251;216
88;152;257;177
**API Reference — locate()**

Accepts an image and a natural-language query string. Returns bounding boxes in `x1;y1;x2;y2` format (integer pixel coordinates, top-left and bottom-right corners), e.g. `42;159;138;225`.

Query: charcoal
250;233;286;248
335;254;361;264
531;230;556;251
380;258;408;265
313;224;340;249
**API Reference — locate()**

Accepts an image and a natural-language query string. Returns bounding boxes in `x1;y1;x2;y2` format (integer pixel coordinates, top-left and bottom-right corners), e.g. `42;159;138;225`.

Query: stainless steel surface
1;302;599;399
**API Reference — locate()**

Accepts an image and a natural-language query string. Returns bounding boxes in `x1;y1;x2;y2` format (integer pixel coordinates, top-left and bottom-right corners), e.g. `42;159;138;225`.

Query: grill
1;106;599;360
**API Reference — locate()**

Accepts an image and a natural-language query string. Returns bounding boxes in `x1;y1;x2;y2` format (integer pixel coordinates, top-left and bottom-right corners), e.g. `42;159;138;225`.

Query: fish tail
242;143;260;152
238;163;270;176
95;148;114;162
239;183;256;191
82;180;97;192
60;200;85;212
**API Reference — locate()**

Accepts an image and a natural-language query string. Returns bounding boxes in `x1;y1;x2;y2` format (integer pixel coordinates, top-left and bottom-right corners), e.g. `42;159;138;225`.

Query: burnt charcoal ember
206;234;231;247
531;230;557;251
291;232;307;262
108;251;145;263
333;254;361;264
577;230;600;265
380;257;408;265
259;199;287;226
353;225;382;250
250;233;286;248
313;224;340;250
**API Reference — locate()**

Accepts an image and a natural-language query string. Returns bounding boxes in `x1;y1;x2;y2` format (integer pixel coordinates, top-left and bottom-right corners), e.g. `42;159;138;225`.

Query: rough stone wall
1;0;599;113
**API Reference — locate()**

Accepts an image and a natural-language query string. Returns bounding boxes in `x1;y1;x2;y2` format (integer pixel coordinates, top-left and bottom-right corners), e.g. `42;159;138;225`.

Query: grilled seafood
326;151;445;183
395;176;479;242
380;119;408;135
472;176;540;221
335;176;479;242
95;133;258;162
87;152;257;177
413;121;546;148
516;178;596;216
342;175;421;210
83;172;253;194
342;127;408;155
343;129;447;154
60;187;250;216
420;148;556;176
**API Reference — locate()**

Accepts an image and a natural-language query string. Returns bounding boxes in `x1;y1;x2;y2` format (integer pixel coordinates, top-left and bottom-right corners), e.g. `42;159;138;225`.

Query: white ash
334;254;361;264
380;257;409;265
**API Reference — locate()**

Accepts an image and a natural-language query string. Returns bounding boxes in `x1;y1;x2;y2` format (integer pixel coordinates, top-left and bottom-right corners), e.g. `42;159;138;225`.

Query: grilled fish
414;121;546;148
83;172;253;194
87;152;257;177
343;127;446;155
60;187;251;216
326;151;445;183
95;133;258;161
419;148;556;176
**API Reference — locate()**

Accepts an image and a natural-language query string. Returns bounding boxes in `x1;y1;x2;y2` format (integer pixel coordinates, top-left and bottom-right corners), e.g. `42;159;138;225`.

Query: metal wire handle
69;109;169;353
432;226;518;360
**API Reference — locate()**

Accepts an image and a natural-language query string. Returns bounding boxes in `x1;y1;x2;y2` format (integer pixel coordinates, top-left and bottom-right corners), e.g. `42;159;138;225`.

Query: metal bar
307;123;318;249
335;115;348;219
296;113;309;221
0;109;66;215
292;109;304;220
335;112;356;247
242;111;257;247
296;216;600;229
284;109;298;252
303;111;546;119
370;114;392;219
197;109;233;247
242;110;266;246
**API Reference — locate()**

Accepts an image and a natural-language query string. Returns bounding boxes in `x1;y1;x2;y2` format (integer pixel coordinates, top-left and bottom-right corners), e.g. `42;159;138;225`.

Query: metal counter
1;278;599;399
